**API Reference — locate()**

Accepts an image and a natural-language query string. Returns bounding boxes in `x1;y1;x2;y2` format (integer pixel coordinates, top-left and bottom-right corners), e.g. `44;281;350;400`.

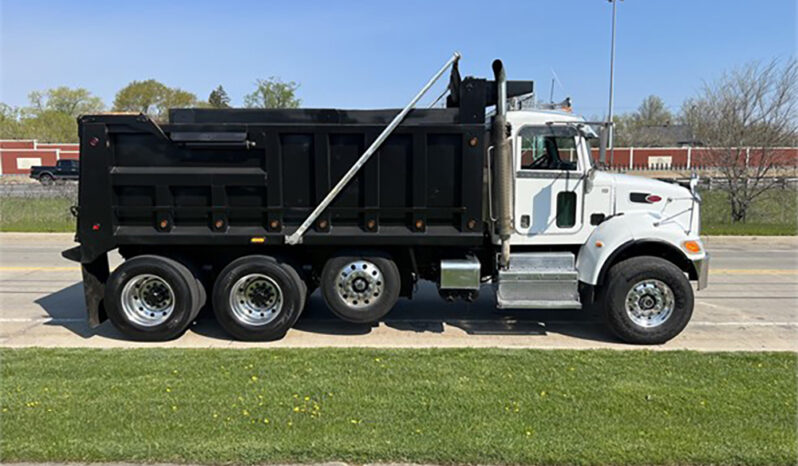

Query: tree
636;95;673;126
612;95;675;147
208;85;231;108
244;77;300;108
27;86;104;118
19;110;78;143
686;59;797;223
0;104;24;139
1;101;78;142
112;79;198;121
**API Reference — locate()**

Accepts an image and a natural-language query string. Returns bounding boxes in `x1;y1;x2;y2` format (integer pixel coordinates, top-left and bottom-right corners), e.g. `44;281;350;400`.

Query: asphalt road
0;233;795;351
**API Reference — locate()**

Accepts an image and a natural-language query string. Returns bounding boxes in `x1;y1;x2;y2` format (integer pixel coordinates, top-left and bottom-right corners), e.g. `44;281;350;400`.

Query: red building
0;140;79;175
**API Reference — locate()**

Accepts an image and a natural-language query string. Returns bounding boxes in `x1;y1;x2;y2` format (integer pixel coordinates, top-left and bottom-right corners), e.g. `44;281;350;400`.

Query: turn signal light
683;240;702;253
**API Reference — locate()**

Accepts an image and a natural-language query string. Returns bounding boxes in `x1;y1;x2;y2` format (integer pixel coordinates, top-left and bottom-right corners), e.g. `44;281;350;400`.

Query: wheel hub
638;294;656;310
230;274;283;326
120;274;175;327
625;279;675;328
336;260;383;308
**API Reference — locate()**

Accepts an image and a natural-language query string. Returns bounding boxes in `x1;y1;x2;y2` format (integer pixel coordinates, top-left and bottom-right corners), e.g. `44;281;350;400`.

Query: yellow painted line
710;269;798;275
0;266;80;271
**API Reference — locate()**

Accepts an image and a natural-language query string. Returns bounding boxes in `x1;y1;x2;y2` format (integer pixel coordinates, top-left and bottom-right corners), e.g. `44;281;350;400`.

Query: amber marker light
595;241;604;248
250;237;266;244
683;240;702;253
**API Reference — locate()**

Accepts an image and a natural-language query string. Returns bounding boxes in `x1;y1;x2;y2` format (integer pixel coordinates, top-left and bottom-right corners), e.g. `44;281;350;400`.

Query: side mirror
689;172;702;203
598;126;608;166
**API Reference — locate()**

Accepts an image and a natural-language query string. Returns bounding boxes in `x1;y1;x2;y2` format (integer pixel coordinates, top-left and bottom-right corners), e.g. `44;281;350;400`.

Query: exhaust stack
491;59;513;269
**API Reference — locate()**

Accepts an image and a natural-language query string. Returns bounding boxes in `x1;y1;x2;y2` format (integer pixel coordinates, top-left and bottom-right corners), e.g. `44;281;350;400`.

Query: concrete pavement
0;233;796;351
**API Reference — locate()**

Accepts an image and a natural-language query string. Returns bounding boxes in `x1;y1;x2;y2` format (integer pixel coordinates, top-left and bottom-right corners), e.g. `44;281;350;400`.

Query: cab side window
519;133;578;171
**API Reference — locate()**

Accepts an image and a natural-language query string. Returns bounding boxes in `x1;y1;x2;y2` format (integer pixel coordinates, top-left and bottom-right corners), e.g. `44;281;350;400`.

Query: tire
212;255;306;341
320;252;400;324
105;255;201;341
602;256;694;344
39;173;54;185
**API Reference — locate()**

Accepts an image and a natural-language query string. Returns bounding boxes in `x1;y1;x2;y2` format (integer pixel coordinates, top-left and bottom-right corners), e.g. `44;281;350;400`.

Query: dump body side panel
74;109;486;262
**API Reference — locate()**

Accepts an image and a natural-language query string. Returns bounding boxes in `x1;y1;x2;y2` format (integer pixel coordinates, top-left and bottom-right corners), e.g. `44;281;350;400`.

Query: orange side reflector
683;240;701;253
250;237;266;244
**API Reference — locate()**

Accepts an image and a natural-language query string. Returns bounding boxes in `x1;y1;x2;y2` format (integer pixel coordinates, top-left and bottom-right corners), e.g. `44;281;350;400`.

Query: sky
1;0;795;117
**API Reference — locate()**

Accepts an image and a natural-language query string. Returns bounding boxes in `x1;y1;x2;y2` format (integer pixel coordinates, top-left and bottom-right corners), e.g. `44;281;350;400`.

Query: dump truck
63;54;708;343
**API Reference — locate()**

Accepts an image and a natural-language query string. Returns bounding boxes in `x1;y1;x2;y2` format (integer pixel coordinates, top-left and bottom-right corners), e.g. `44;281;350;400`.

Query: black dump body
69;74;533;265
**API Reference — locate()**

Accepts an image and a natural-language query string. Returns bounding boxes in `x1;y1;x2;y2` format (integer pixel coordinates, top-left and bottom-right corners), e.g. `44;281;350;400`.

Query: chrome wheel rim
336;260;383;308
120;274;175;327
625;279;675;328
229;274;283;326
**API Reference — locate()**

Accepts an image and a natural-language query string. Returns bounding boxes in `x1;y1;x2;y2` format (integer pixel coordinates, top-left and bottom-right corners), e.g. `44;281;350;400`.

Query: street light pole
607;0;619;167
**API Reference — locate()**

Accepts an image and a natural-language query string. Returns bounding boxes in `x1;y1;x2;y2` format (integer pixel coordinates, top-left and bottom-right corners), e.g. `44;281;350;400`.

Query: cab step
496;252;581;309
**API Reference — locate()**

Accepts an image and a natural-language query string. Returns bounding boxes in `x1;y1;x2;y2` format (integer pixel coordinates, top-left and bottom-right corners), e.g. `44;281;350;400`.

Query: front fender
576;211;705;285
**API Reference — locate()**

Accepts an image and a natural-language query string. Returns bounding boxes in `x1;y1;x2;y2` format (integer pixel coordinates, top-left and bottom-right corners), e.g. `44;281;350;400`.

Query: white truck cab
491;107;708;343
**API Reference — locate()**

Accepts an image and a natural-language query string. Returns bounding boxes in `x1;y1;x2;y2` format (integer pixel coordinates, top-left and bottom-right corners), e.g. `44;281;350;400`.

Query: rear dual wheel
105;255;205;341
212;256;306;341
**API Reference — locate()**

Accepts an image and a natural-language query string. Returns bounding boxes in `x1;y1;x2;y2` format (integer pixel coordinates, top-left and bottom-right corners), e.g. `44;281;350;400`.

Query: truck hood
607;172;690;200
594;171;698;233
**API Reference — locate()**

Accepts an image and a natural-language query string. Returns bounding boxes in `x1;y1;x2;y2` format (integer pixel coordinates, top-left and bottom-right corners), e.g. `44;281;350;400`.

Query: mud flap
81;253;110;327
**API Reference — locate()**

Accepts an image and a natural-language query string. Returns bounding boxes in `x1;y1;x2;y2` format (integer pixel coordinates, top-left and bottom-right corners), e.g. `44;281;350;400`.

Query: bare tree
683;59;797;222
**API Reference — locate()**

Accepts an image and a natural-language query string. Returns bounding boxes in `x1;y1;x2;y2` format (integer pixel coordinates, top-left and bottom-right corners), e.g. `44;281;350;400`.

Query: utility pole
607;0;619;166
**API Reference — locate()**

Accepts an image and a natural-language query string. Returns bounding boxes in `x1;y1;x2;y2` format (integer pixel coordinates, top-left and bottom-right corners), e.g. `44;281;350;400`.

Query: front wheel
602;256;694;344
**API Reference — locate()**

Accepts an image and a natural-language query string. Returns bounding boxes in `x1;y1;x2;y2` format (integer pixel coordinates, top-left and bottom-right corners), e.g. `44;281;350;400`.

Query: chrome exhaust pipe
491;59;512;269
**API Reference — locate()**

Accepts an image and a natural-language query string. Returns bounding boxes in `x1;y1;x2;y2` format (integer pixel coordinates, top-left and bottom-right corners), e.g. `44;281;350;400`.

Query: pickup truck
30;159;79;184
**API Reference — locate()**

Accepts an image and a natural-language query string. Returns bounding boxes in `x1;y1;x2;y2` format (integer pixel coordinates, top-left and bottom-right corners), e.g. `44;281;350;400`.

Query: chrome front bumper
693;254;709;290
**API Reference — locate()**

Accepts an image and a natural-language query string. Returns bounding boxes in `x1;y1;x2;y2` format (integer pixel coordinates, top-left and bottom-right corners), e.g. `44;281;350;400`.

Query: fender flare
576;212;700;286
594;239;697;286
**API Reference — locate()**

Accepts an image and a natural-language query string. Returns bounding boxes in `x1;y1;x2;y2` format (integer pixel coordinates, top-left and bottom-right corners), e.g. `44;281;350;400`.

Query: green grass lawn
1;348;795;465
700;189;797;235
0;196;75;232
